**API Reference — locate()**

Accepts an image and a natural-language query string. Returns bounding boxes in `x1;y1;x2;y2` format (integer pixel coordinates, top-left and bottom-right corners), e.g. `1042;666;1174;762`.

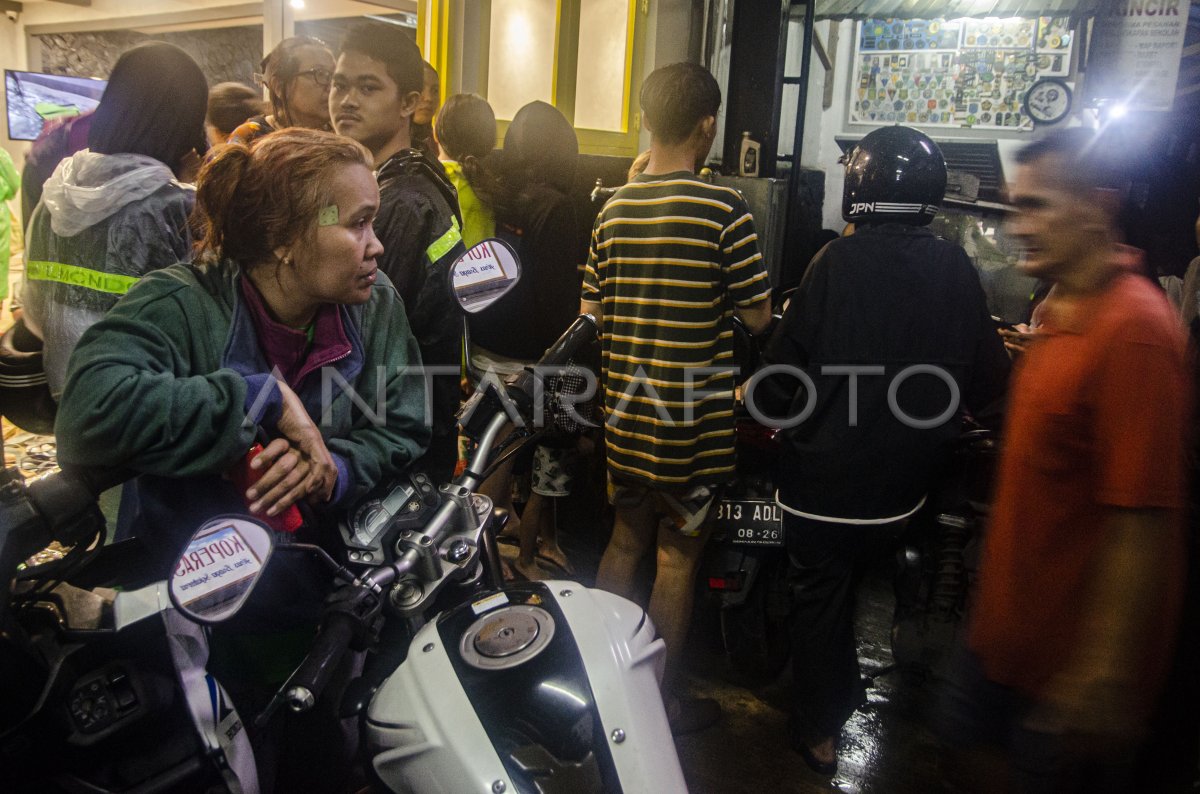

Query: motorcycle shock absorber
931;509;973;617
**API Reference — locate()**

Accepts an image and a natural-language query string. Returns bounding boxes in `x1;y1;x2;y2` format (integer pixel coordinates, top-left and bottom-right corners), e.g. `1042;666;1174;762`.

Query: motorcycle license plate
714;499;784;546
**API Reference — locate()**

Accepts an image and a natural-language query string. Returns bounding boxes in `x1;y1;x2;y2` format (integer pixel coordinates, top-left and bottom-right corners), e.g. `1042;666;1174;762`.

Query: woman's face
288;163;383;307
284;45;334;129
413;66;440;126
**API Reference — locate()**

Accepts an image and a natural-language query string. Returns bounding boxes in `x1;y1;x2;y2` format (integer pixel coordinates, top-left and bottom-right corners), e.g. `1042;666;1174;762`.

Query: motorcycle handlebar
284;315;600;714
56;464;135;498
535;314;598;370
273;543;417;719
495;314;598;421
23;465;134;548
283;610;357;713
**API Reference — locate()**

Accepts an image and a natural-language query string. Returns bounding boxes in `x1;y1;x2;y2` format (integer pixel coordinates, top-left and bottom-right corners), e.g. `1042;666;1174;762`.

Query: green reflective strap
26;261;140;296
426;216;462;264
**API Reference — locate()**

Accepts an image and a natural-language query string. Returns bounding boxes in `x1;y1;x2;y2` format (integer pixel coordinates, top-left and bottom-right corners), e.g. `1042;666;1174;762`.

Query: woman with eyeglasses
227;36;333;145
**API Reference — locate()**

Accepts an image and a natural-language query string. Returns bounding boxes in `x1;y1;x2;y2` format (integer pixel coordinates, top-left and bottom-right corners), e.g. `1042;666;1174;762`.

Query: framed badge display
850;16;1074;131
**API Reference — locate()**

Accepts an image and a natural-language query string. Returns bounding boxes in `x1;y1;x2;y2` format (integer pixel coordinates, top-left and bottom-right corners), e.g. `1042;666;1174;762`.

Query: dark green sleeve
55;272;256;477
323;280;433;501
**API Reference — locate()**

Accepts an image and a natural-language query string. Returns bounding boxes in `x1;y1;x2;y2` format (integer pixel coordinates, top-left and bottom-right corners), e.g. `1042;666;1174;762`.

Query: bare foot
499;557;524;583
512;557;549;581
498;516;521;541
808;737;836;766
539;543;574;574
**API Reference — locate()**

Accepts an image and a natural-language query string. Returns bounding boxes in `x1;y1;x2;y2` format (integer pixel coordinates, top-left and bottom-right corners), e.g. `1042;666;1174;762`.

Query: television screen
6;69;106;142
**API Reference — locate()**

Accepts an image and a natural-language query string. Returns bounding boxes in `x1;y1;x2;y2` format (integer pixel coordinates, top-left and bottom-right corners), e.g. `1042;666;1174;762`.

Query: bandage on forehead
318;205;339;226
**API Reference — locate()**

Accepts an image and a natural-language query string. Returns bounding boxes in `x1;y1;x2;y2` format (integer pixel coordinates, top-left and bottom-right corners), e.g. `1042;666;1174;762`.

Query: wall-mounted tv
6;69;106;142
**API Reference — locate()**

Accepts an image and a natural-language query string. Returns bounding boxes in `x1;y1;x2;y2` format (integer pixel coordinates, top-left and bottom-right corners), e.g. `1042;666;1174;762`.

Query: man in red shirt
944;130;1191;790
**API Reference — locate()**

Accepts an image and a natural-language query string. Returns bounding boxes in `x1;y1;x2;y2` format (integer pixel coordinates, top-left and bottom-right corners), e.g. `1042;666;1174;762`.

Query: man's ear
691;114;718;164
399;89;422;118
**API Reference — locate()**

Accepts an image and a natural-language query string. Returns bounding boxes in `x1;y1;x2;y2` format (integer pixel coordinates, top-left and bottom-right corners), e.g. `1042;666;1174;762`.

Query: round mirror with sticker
450;239;522;314
169;516;275;624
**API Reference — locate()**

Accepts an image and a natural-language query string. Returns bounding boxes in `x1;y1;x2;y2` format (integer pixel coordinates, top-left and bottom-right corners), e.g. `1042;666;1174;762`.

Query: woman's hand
247;438;321;516
246;381;338;514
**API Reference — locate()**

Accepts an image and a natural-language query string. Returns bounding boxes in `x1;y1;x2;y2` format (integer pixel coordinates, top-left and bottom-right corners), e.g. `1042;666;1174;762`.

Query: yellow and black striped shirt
582;172;770;487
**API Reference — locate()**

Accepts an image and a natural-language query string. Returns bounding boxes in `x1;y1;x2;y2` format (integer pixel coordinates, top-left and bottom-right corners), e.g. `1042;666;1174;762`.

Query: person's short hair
88;42;208;171
1014;129;1116;194
436;93;495;161
207;82;266;140
639;62;720;145
339;22;424;96
195;128;373;268
260;36;331;120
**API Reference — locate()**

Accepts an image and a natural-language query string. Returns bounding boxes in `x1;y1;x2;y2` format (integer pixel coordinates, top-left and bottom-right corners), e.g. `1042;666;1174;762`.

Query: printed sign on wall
1085;0;1191;111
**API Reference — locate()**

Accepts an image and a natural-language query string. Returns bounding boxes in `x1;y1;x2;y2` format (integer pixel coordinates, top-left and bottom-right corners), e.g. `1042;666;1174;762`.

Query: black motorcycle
702;315;791;685
891;423;999;677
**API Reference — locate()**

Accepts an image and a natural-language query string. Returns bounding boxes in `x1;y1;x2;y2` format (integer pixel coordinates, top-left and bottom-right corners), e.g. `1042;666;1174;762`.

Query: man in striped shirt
581;62;771;733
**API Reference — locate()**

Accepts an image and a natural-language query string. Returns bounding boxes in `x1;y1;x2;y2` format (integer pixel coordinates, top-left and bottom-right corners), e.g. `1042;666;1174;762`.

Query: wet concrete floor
520;491;965;794
674;569;958;794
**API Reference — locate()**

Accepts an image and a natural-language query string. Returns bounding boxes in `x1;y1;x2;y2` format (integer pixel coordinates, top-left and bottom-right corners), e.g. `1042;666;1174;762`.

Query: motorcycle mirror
450;239;521;314
168;516;275;624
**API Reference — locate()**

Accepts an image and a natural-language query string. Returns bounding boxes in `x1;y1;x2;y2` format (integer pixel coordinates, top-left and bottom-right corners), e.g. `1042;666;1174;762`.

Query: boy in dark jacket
332;22;465;482
757;126;1008;775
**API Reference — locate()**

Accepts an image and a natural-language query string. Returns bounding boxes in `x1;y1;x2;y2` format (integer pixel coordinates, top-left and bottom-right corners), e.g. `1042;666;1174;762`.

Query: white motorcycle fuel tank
365;580;687;793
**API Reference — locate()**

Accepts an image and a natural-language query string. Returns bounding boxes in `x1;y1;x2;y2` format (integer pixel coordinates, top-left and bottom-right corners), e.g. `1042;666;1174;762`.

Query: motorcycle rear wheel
719;559;790;686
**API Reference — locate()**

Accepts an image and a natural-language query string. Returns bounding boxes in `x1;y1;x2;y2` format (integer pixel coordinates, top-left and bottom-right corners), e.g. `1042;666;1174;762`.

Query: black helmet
842;126;946;226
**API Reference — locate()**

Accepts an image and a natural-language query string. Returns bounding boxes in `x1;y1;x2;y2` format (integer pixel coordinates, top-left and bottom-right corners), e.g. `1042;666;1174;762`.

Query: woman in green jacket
56;128;430;570
56;128;431;793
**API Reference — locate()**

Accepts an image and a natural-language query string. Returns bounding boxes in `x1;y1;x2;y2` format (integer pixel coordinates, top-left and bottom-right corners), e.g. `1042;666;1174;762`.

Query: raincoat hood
41;149;179;238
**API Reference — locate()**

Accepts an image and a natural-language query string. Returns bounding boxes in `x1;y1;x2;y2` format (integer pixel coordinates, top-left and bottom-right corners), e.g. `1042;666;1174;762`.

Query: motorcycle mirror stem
277;541;358;585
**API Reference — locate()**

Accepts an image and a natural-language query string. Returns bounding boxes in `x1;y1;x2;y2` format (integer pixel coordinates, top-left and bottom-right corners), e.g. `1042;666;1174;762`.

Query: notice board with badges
851;16;1075;130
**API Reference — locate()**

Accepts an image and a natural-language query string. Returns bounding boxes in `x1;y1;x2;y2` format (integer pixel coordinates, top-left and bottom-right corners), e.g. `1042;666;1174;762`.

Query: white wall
639;0;696;151
804;20;853;231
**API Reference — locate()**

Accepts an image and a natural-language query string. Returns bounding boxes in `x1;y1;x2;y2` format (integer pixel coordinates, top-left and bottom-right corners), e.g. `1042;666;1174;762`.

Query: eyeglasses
295;68;333;89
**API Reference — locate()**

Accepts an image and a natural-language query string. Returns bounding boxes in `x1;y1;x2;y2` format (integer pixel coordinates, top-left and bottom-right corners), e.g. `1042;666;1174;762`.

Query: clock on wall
1023;77;1072;125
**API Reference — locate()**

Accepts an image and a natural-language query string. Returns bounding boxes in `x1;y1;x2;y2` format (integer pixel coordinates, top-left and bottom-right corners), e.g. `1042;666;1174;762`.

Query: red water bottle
231;443;304;533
